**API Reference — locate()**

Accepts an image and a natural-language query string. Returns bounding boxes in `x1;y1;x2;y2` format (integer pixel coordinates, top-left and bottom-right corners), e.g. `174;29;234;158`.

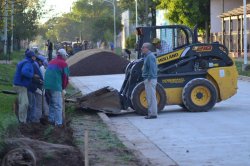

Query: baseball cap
36;55;46;62
152;38;161;44
57;48;68;57
25;50;36;58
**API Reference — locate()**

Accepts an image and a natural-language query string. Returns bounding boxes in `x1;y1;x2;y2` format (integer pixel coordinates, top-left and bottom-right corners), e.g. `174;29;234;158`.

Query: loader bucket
77;86;122;114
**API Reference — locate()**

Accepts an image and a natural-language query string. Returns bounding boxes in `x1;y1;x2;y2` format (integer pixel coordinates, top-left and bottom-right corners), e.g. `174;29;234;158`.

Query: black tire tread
182;78;217;112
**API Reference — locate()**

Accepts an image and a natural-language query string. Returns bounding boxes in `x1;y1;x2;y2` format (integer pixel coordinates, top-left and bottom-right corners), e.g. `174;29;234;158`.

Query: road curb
238;75;250;82
97;112;153;166
98;112;178;166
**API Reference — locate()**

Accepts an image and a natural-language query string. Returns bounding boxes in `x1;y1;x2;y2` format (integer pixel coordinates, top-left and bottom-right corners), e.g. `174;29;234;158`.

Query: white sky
40;0;76;23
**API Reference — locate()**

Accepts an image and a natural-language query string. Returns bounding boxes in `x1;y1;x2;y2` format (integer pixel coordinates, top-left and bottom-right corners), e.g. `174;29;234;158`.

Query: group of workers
13;36;168;125
13;48;69;127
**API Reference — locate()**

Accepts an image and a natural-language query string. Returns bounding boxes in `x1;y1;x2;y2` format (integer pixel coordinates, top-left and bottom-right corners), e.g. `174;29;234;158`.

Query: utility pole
113;0;116;48
135;0;138;42
104;0;116;48
243;0;248;68
11;0;14;53
3;0;8;55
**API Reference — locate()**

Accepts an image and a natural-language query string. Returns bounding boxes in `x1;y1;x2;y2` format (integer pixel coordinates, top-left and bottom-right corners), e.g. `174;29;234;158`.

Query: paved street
71;75;250;166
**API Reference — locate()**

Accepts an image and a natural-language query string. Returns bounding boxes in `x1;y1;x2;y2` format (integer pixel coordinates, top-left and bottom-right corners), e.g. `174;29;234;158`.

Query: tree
158;0;210;42
71;0;122;43
118;0;160;26
40;0;123;45
0;0;45;50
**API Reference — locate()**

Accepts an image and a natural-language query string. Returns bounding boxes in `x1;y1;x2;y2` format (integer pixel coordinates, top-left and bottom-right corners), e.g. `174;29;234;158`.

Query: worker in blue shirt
141;43;158;119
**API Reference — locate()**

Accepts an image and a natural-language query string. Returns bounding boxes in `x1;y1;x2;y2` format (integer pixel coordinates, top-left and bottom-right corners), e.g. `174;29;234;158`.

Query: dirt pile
67;49;130;76
0;122;84;166
1;138;84;166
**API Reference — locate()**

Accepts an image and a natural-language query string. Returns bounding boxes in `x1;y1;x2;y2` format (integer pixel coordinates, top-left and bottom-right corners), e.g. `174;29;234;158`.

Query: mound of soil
1;137;84;166
19;123;73;145
67;49;130;76
0;123;85;166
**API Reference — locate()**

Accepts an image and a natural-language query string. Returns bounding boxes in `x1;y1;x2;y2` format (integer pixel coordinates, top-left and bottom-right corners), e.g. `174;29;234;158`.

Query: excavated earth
67;49;130;76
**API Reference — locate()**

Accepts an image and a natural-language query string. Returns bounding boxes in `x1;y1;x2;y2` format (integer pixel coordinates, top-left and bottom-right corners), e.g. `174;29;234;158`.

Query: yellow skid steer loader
77;25;238;115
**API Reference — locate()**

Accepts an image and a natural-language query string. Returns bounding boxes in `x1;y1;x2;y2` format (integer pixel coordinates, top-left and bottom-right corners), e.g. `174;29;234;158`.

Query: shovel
0;90;17;95
40;89;48;125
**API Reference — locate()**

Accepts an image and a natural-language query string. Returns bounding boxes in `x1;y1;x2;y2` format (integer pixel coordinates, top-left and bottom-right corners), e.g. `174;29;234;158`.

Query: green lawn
0;51;23;139
234;61;250;77
0;64;18;139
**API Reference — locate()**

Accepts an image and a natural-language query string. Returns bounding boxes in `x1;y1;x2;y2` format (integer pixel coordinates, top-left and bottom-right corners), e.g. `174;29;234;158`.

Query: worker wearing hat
44;48;69;127
152;38;172;56
13;50;37;123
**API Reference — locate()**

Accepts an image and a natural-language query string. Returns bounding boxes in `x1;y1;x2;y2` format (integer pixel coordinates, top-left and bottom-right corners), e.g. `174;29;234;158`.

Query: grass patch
235;61;250;77
0;50;24;140
0;64;18;139
97;123;125;150
43;125;54;138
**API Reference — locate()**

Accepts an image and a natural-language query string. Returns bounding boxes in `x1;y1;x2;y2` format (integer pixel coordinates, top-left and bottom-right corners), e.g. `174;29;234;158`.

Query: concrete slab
70;74;124;95
70;75;250;166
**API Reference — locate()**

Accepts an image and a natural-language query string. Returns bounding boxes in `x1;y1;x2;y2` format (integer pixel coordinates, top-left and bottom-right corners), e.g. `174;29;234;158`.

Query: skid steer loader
77;25;238;115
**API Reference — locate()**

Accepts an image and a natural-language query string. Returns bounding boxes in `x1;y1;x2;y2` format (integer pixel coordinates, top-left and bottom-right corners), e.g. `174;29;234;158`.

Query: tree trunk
205;21;210;43
144;0;149;26
151;6;156;26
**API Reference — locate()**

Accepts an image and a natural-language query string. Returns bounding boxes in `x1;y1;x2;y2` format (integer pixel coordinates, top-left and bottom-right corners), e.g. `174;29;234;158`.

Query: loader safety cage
136;25;198;58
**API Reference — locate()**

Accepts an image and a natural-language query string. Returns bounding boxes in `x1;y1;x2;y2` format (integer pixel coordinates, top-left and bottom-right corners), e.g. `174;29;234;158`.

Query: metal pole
104;0;116;48
3;0;8;55
113;0;116;48
243;0;248;65
11;0;14;53
135;0;138;42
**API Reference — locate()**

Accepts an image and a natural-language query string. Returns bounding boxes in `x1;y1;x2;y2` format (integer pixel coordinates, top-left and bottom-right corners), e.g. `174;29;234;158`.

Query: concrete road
71;75;250;166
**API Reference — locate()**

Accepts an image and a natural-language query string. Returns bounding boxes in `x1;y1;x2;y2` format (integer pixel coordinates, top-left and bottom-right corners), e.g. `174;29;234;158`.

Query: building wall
156;10;169;26
211;0;250;33
121;10;130;49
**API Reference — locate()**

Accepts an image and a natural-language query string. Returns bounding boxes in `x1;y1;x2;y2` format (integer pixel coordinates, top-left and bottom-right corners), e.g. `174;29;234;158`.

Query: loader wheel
179;104;187;111
131;82;166;115
182;78;217;112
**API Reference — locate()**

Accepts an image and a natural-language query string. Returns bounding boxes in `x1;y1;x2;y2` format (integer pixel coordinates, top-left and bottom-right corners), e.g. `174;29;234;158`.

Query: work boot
144;115;157;119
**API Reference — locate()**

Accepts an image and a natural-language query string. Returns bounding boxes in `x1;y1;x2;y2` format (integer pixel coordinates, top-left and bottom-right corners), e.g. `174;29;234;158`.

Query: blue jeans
47;90;63;125
27;91;36;122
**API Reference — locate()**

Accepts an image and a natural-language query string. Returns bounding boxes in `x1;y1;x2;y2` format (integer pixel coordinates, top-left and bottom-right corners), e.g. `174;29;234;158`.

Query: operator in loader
152;38;172;56
141;43;158;119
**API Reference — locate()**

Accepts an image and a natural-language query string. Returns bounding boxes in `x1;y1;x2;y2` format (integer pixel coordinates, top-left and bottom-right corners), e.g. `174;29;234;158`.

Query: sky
40;0;76;23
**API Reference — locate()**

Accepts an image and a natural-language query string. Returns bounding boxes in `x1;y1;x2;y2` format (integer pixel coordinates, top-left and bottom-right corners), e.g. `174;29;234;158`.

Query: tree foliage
158;0;210;31
119;0;160;26
71;0;122;42
39;0;123;44
0;0;45;49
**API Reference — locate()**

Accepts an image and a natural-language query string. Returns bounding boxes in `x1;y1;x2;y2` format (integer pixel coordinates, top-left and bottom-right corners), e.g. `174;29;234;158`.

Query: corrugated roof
219;4;250;18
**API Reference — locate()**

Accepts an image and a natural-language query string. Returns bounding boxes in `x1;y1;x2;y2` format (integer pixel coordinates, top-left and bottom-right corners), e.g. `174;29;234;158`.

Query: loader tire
182;78;217;112
179;104;187;110
131;82;166;115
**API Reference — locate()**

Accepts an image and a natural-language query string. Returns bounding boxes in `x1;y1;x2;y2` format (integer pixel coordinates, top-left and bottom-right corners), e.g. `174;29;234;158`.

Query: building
211;0;250;57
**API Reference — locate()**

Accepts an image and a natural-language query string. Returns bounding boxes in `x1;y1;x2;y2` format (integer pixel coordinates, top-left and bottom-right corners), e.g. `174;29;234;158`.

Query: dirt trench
0;109;142;166
0;122;84;166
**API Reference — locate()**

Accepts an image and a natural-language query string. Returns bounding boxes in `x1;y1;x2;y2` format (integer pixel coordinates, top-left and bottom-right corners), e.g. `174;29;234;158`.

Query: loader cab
136;25;197;59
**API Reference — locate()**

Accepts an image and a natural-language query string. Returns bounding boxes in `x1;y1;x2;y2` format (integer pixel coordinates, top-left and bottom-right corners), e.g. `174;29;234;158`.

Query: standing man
46;39;53;61
13;50;37;123
27;56;43;123
141;43;158;119
44;48;69;127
